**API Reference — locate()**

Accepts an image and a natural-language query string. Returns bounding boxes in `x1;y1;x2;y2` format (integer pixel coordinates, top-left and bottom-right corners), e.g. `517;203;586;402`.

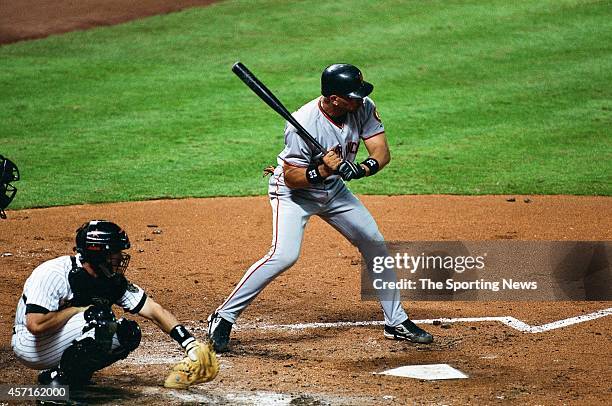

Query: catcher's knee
60;337;109;384
116;318;141;352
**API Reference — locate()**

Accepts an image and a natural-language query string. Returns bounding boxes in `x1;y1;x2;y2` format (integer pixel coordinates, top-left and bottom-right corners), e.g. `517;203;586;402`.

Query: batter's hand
322;150;342;175
338;160;366;181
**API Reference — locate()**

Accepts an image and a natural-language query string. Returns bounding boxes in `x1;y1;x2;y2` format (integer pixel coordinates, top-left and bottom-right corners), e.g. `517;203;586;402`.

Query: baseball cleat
384;319;434;344
38;368;68;386
207;312;233;353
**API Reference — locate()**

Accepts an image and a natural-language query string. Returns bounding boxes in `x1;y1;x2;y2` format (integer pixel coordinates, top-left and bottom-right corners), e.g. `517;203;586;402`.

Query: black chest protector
68;256;128;307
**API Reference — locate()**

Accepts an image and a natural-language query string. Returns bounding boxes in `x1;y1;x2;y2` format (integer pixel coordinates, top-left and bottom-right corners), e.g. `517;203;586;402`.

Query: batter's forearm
361;147;390;176
370;149;390;170
283;164;331;189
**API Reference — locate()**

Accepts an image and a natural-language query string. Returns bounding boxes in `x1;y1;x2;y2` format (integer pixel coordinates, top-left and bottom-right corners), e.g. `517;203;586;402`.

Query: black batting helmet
0;155;20;219
75;220;131;277
321;64;373;99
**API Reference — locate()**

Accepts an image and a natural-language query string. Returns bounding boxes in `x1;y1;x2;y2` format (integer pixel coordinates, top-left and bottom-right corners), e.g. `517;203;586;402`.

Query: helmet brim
346;81;374;99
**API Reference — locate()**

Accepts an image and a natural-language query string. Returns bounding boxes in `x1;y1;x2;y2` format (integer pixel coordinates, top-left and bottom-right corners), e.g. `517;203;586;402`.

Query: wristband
169;324;196;348
305;162;324;184
361;157;380;176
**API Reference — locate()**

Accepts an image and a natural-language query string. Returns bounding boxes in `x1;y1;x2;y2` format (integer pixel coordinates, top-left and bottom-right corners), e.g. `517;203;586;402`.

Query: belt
323;178;336;185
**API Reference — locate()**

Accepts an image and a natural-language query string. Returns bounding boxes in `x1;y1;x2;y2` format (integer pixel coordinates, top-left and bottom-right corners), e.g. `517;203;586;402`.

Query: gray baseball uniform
216;96;408;326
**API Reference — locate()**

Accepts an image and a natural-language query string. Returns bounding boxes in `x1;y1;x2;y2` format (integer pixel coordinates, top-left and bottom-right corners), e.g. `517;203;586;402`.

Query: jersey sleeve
360;98;385;140
277;123;313;168
116;281;147;314
24;269;69;313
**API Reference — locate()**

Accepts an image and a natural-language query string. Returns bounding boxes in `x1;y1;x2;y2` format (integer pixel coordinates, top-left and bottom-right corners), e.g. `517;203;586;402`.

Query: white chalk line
146;387;294;406
235;307;612;334
130;308;611;365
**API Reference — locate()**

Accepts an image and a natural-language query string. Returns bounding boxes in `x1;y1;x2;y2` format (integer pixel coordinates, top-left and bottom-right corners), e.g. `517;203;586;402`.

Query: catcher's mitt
164;340;220;389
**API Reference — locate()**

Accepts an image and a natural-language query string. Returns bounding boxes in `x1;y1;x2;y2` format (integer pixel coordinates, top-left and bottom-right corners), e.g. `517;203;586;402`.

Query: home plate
375;364;468;380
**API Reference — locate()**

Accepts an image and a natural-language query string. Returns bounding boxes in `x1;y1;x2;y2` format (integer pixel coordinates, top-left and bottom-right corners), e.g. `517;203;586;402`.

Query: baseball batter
12;220;218;390
208;64;433;352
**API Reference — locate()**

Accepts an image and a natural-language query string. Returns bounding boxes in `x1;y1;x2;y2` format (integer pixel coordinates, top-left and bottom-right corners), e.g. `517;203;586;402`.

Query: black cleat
207;312;233;353
38;368;68;386
384;319;434;344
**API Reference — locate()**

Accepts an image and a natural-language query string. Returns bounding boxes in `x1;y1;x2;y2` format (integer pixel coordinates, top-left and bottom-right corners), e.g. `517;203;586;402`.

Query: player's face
109;251;131;275
334;95;363;113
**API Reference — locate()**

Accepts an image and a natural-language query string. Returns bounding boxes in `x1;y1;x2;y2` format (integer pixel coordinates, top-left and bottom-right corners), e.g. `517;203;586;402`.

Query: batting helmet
75;220;131;277
0;155;20;219
321;64;373;99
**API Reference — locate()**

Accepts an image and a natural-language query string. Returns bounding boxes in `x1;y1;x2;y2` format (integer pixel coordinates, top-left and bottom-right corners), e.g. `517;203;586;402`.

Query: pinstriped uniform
12;255;145;369
216;96;408;327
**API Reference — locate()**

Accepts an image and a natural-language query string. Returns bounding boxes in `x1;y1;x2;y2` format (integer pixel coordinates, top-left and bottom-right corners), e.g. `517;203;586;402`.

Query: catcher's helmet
321;63;373;99
0;155;20;219
75;220;131;277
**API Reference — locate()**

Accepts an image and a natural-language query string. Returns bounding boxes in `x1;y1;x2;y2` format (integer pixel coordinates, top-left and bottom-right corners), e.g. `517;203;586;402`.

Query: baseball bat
231;62;326;157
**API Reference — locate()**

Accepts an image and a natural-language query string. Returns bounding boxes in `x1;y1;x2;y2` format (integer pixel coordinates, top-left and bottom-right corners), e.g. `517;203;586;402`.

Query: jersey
13;255;146;337
277;96;384;189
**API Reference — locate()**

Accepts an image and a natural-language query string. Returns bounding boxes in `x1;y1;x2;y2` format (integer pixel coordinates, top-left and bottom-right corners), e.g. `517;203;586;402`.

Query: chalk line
131;308;611;365
235;307;612;334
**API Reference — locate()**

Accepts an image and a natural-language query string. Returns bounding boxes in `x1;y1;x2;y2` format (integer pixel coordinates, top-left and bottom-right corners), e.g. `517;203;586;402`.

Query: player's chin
348;101;363;112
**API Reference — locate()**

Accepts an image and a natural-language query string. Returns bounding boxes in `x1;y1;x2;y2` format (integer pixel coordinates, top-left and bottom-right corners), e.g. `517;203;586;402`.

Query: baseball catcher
12;220;219;391
0;154;19;219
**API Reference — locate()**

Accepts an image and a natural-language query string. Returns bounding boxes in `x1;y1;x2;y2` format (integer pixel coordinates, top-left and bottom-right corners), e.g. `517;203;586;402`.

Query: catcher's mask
75;220;131;278
0;155;20;219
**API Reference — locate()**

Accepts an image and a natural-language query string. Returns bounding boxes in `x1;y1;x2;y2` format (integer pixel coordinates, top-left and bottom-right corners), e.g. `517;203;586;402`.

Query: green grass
0;0;610;209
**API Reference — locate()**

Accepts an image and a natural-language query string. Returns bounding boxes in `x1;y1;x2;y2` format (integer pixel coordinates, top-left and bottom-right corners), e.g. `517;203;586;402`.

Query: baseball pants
217;174;408;326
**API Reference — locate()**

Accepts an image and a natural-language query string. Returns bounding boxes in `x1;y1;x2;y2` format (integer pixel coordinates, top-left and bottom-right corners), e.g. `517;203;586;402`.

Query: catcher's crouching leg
60;318;141;386
164;340;220;389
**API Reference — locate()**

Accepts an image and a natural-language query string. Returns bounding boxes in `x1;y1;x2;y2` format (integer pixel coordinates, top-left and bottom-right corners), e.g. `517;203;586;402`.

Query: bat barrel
232;61;326;156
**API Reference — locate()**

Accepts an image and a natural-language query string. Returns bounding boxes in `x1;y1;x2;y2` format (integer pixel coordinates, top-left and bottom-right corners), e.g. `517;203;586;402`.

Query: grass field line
235;307;612;334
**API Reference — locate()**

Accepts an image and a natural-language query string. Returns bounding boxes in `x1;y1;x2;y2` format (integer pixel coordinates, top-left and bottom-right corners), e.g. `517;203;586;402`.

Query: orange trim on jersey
218;176;282;312
318;97;343;129
362;130;385;140
280;158;308;168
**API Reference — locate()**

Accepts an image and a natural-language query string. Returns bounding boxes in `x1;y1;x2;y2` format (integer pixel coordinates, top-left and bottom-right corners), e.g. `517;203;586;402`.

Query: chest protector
68;256;128;306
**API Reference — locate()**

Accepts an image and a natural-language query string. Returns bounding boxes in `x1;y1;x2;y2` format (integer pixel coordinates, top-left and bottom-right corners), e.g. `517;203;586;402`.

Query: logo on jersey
333;142;359;159
334;145;343;158
374;108;382;123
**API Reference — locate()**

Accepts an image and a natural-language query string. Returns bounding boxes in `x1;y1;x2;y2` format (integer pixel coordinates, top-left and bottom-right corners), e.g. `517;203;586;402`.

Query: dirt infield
0;0;220;44
1;195;611;404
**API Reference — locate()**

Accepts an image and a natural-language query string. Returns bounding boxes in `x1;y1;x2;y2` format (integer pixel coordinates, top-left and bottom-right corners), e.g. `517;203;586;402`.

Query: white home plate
376;364;468;380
